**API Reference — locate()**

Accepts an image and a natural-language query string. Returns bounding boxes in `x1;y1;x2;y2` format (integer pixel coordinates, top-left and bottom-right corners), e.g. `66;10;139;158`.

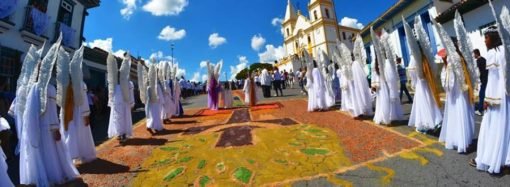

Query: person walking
397;57;413;103
474;49;487;116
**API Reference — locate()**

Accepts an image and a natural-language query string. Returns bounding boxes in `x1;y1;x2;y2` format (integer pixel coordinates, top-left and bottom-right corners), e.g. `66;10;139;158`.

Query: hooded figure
243;71;257;106
107;52;135;142
472;3;510;174
20;35;80;186
404;16;443;132
60;45;96;163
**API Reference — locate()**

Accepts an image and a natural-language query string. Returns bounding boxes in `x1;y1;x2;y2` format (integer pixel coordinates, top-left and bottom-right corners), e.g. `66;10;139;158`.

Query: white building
434;0;510;57
0;0;100;92
276;0;360;72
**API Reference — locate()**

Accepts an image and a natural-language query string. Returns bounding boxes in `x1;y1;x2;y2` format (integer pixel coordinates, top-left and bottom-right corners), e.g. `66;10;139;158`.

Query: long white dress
310;68;327;111
439;66;474;153
0;117;14;187
384;60;404;121
475;47;510;173
324;71;336;108
146;85;164;131
21;84;79;186
163;80;176;119
223;88;233;108
62;83;96;163
372;71;391;125
243;79;253;105
351;61;373;116
408;59;442;131
107;82;135;138
173;80;182;116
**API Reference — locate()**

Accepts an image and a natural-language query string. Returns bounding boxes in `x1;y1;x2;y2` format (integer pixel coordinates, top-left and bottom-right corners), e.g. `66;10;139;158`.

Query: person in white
371;28;404;125
306;52;327;112
260;69;272;98
61;46;96;163
222;82;233;108
243;72;258;106
350;35;374;117
20;36;79;186
107;52;135;143
0;117;14;187
471;4;510;174
145;62;164;134
404;17;442;133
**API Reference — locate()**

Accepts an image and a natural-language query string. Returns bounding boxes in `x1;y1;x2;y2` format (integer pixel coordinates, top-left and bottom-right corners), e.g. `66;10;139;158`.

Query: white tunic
408;60;442;130
439;66;474;153
107;82;135;138
324;70;336;108
308;68;327;111
384;60;404;121
475;47;510;173
243;79;257;105
20;84;79;186
145;85;164;131
223;89;233;108
351;61;373;116
62;83;96;162
372;71;391;125
0;117;14;187
163;80;176;119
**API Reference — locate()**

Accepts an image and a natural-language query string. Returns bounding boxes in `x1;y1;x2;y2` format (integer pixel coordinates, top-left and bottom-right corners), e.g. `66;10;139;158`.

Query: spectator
397;58;413;103
273;68;284;96
474;49;487;116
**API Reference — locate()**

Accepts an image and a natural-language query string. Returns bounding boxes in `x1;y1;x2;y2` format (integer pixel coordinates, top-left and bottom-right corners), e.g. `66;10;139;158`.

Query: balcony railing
54;22;76;48
22;6;50;36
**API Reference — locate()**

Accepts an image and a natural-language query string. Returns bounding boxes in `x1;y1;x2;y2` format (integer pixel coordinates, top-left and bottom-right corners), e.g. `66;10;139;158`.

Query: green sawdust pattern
132;124;352;186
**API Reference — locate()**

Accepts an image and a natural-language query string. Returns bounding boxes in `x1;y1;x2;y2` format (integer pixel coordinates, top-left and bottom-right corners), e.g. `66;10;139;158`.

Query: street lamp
170;43;175;64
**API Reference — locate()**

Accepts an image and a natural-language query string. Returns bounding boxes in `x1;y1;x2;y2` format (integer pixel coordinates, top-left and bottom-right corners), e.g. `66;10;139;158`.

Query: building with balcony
276;0;360;73
0;0;100;93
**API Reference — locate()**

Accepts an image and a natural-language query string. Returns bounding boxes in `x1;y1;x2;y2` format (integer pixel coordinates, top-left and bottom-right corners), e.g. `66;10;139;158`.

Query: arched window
286;28;290;37
307;35;311;44
313;10;318;20
325;9;330;19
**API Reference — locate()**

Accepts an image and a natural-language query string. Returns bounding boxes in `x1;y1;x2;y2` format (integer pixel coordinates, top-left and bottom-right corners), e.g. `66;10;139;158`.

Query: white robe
20;84;79;186
222;88;233;108
408;61;442;131
173;80;182;116
62;83;96;162
0;117;14;187
107;82;135;138
351;61;373;116
372;71;391;125
163;80;176;119
308;68;327;111
439;66;474;153
324;71;336;108
145;85;164;131
385;60;404;122
475;47;510;173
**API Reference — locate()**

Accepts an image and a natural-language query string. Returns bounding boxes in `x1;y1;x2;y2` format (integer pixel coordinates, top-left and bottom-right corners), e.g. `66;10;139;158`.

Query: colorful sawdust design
132;124;352;186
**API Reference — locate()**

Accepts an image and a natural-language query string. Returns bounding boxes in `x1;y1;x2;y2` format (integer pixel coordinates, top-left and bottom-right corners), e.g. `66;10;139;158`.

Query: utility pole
171;43;175;64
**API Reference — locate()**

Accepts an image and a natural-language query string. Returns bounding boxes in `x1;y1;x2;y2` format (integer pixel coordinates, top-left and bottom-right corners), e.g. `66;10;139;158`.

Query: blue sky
84;0;396;82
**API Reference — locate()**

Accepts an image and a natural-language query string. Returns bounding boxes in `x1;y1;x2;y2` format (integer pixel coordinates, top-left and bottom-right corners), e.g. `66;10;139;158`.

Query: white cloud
158;26;186;41
230;56;249;80
339;17;364;29
199;60;208;68
191;72;201;82
271;17;283;26
120;0;138;20
258;45;286;63
176;67;186;78
201;74;208;82
85;38;126;57
208;33;227;49
142;0;188;16
251;34;266;51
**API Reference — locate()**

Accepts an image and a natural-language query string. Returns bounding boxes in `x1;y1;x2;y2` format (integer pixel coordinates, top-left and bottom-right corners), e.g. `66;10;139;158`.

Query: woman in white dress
223;82;233;108
404;17;442;133
311;60;327;111
0;117;14;187
107;53;135;142
434;19;476;153
145;64;164;134
471;24;510;174
351;35;374;117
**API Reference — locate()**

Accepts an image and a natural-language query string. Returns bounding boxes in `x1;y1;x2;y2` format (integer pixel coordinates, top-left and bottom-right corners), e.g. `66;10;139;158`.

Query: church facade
276;0;360;72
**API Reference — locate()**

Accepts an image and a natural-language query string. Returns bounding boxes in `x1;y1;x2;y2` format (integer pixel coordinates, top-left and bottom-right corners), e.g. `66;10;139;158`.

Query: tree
234;63;274;80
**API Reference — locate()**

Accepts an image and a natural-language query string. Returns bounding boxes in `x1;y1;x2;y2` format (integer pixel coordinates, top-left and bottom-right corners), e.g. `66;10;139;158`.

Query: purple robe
207;76;219;110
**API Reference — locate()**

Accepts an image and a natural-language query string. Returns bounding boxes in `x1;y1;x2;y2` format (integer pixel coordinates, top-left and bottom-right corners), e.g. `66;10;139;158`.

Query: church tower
283;0;297;40
308;0;339;56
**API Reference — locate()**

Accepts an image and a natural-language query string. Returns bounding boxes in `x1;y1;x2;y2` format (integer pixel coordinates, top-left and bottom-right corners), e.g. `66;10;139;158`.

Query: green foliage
199;176;211;187
163;167;185;181
234;63;274;80
197;160;207;169
300;148;330;156
233;167;253;184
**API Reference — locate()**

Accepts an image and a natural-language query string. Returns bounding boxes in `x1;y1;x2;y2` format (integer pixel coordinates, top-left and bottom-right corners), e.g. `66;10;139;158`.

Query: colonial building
0;0;100;92
276;0;360;72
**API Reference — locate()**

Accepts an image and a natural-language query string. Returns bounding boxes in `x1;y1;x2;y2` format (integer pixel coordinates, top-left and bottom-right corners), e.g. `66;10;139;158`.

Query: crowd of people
299;7;510;175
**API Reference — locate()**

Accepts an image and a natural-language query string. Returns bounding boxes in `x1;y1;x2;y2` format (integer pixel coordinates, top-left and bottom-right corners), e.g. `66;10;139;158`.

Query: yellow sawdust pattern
399;151;428;165
365;163;395;185
132;124;352;186
327;174;353;187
